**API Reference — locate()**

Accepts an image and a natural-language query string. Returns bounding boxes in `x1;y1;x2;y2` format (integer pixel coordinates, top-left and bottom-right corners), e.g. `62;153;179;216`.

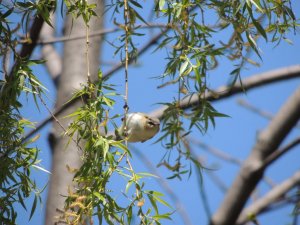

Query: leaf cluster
63;0;97;25
0;1;54;222
0;58;47;223
59;72;172;225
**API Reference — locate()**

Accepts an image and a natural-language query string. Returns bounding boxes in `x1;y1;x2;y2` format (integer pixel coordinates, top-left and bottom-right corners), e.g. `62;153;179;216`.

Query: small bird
118;112;160;143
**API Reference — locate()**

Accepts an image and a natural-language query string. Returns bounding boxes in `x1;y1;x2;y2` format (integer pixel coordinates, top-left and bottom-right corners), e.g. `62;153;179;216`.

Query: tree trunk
45;1;103;224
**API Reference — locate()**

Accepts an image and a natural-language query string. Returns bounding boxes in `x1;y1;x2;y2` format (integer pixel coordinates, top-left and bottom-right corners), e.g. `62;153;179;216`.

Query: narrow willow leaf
179;60;189;76
153;212;173;220
130;0;143;8
125;180;133;193
29;194;38;221
147;193;158;214
18;190;27;211
127;205;133;225
31;165;51;174
136;172;159;178
247;0;264;13
159;0;165;10
252;19;267;41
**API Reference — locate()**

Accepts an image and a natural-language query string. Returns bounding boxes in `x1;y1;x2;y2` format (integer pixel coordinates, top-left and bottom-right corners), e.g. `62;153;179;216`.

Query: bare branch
23;65;300;142
37;24;168;45
262;136;300;169
191;139;243;165
237;170;300;225
23;28;169;142
210;86;300;225
150;65;300;118
8;8;52;77
191;138;276;192
237;98;273;120
237;99;300;129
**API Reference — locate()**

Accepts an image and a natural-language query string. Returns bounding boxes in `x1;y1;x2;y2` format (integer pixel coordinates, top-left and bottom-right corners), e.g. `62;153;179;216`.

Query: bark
209;86;300;225
45;1;103;224
150;65;300;119
237;170;300;224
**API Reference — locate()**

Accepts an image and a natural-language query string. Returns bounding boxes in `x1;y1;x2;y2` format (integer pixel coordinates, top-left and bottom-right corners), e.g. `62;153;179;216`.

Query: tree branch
23;28;169;141
262;136;300;169
237;170;300;225
237;98;300;129
18;15;45;59
149;65;300;118
210;85;300;225
23;64;300;142
37;23;168;45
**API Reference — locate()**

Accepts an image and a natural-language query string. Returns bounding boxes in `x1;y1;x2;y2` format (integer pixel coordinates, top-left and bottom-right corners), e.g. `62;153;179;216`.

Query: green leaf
2;7;14;18
125;180;133;193
93;191;106;203
129;0;143;8
247;0;264;13
109;141;131;157
179;60;189;76
131;8;149;25
136;172;159;179
29;194;38;221
246;31;262;59
18;190;27;211
159;0;165;10
252;19;267;41
147;193;158;214
283;37;293;45
153;212;173;220
127;205;133;224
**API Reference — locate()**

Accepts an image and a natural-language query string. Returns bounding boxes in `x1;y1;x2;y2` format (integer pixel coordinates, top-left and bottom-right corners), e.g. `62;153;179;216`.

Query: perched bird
118;112;160;143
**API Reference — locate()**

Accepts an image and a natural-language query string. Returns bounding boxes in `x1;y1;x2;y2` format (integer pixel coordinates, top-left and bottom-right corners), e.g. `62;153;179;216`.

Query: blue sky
13;2;300;225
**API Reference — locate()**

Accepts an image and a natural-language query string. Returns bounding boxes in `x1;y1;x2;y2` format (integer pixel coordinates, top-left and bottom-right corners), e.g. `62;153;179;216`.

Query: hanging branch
85;23;91;84
37;23;168;45
122;0;130;140
23;64;300;142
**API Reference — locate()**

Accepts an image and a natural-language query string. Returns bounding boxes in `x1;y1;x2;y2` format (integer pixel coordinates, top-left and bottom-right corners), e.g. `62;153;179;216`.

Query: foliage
0;0;299;224
0;57;47;223
104;0;299;177
57;72;172;224
0;1;53;223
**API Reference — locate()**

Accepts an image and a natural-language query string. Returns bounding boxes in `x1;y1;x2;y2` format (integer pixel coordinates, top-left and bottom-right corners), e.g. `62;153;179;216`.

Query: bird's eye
148;121;155;126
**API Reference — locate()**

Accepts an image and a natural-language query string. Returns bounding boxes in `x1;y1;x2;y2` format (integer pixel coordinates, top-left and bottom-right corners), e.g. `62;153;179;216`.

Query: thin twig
122;0;130;138
190;138;276;188
86;25;91;83
23;65;300;143
237;98;273;120
191;139;243;165
262;136;300;169
38;93;83;153
36;24;168;45
237;98;300;129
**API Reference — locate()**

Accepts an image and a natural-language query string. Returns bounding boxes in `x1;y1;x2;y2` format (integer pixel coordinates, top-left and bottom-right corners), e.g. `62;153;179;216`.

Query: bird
117;112;160;143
